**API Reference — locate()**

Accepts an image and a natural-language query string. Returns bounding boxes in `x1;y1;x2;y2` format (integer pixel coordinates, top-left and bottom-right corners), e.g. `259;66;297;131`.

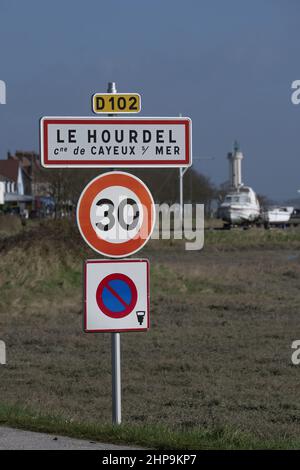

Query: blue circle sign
96;273;138;319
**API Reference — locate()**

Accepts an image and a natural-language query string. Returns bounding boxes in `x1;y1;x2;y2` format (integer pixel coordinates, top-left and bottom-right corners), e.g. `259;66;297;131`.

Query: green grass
34;266;82;294
1;220;300;449
204;227;300;250
0;403;299;450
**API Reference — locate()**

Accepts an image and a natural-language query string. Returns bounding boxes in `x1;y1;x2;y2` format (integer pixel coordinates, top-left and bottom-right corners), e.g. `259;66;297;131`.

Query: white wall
0;182;4;204
17;167;24;195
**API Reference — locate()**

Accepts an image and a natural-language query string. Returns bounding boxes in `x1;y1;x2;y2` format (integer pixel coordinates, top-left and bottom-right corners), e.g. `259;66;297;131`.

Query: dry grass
0;220;300;446
0;215;23;236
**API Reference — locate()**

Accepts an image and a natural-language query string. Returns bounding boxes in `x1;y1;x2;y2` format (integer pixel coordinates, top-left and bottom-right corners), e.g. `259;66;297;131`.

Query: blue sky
0;0;299;200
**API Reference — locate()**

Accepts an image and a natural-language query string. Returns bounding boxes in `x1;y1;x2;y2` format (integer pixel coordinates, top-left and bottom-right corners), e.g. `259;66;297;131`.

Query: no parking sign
96;273;138;319
84;259;149;332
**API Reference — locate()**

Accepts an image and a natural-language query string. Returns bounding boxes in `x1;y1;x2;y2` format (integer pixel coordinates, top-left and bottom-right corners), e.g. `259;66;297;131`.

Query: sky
0;0;299;200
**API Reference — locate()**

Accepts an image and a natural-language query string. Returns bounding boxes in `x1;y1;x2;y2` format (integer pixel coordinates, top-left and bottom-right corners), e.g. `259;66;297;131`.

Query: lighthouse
227;141;243;190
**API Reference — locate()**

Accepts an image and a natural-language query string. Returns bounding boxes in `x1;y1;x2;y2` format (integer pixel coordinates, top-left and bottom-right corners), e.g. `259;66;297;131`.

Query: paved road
0;426;138;450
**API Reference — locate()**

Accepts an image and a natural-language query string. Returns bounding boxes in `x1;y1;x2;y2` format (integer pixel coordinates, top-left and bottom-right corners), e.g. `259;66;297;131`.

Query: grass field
0;216;300;449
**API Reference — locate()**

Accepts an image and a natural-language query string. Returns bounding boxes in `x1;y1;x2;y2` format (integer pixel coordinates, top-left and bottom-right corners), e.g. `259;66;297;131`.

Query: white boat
219;186;261;225
218;143;260;225
262;206;294;224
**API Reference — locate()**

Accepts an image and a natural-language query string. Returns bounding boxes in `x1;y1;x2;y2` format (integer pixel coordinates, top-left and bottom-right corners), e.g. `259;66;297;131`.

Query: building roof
13;151;35;167
10;151;40;176
0;158;19;182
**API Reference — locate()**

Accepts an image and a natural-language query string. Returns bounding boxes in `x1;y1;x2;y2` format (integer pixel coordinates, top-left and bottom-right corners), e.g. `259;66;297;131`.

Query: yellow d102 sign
92;93;141;114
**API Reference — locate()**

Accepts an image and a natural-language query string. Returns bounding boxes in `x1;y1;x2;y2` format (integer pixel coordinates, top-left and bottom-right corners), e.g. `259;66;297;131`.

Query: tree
35;165;216;217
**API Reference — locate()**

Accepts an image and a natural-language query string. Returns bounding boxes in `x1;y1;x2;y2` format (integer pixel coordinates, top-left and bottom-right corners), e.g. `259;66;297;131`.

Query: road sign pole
179;166;189;225
107;81;122;425
107;81;117;116
179;167;183;223
111;331;122;425
178;113;187;225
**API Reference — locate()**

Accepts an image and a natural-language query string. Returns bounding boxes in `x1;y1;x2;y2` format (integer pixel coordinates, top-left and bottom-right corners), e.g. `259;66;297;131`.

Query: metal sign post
112;331;121;425
179;166;189;225
41;81;189;429
83;257;150;426
108;82;121;426
75;85;155;426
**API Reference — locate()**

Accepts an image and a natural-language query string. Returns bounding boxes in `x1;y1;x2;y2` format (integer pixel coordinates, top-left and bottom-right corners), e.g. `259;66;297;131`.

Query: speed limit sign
77;172;155;257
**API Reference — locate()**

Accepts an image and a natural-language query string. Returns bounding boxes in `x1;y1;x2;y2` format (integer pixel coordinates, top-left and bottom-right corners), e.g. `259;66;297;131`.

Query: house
0;151;55;216
0;155;33;214
13;151;53;198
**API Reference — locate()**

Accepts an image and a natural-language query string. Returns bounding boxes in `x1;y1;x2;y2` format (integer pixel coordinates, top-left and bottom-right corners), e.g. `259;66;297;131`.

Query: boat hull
262;207;294;224
219;206;260;224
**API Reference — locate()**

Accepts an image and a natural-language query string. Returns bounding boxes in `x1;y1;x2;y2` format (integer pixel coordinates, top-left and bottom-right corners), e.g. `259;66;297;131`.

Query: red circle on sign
76;172;155;258
96;273;138;319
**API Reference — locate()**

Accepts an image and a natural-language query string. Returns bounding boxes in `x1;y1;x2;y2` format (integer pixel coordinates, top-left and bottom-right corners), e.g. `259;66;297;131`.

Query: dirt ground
0;219;300;440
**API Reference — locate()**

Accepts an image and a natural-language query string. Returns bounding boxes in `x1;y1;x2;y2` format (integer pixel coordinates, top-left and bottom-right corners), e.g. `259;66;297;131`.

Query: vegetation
37;166;217;215
0;219;300;448
1;403;300;450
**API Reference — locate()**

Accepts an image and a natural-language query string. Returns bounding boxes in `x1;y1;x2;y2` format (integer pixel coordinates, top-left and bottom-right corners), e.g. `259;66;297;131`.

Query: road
0;426;139;450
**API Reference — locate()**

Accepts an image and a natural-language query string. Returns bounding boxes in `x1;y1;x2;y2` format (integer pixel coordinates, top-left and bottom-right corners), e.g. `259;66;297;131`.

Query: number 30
96;198;139;231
